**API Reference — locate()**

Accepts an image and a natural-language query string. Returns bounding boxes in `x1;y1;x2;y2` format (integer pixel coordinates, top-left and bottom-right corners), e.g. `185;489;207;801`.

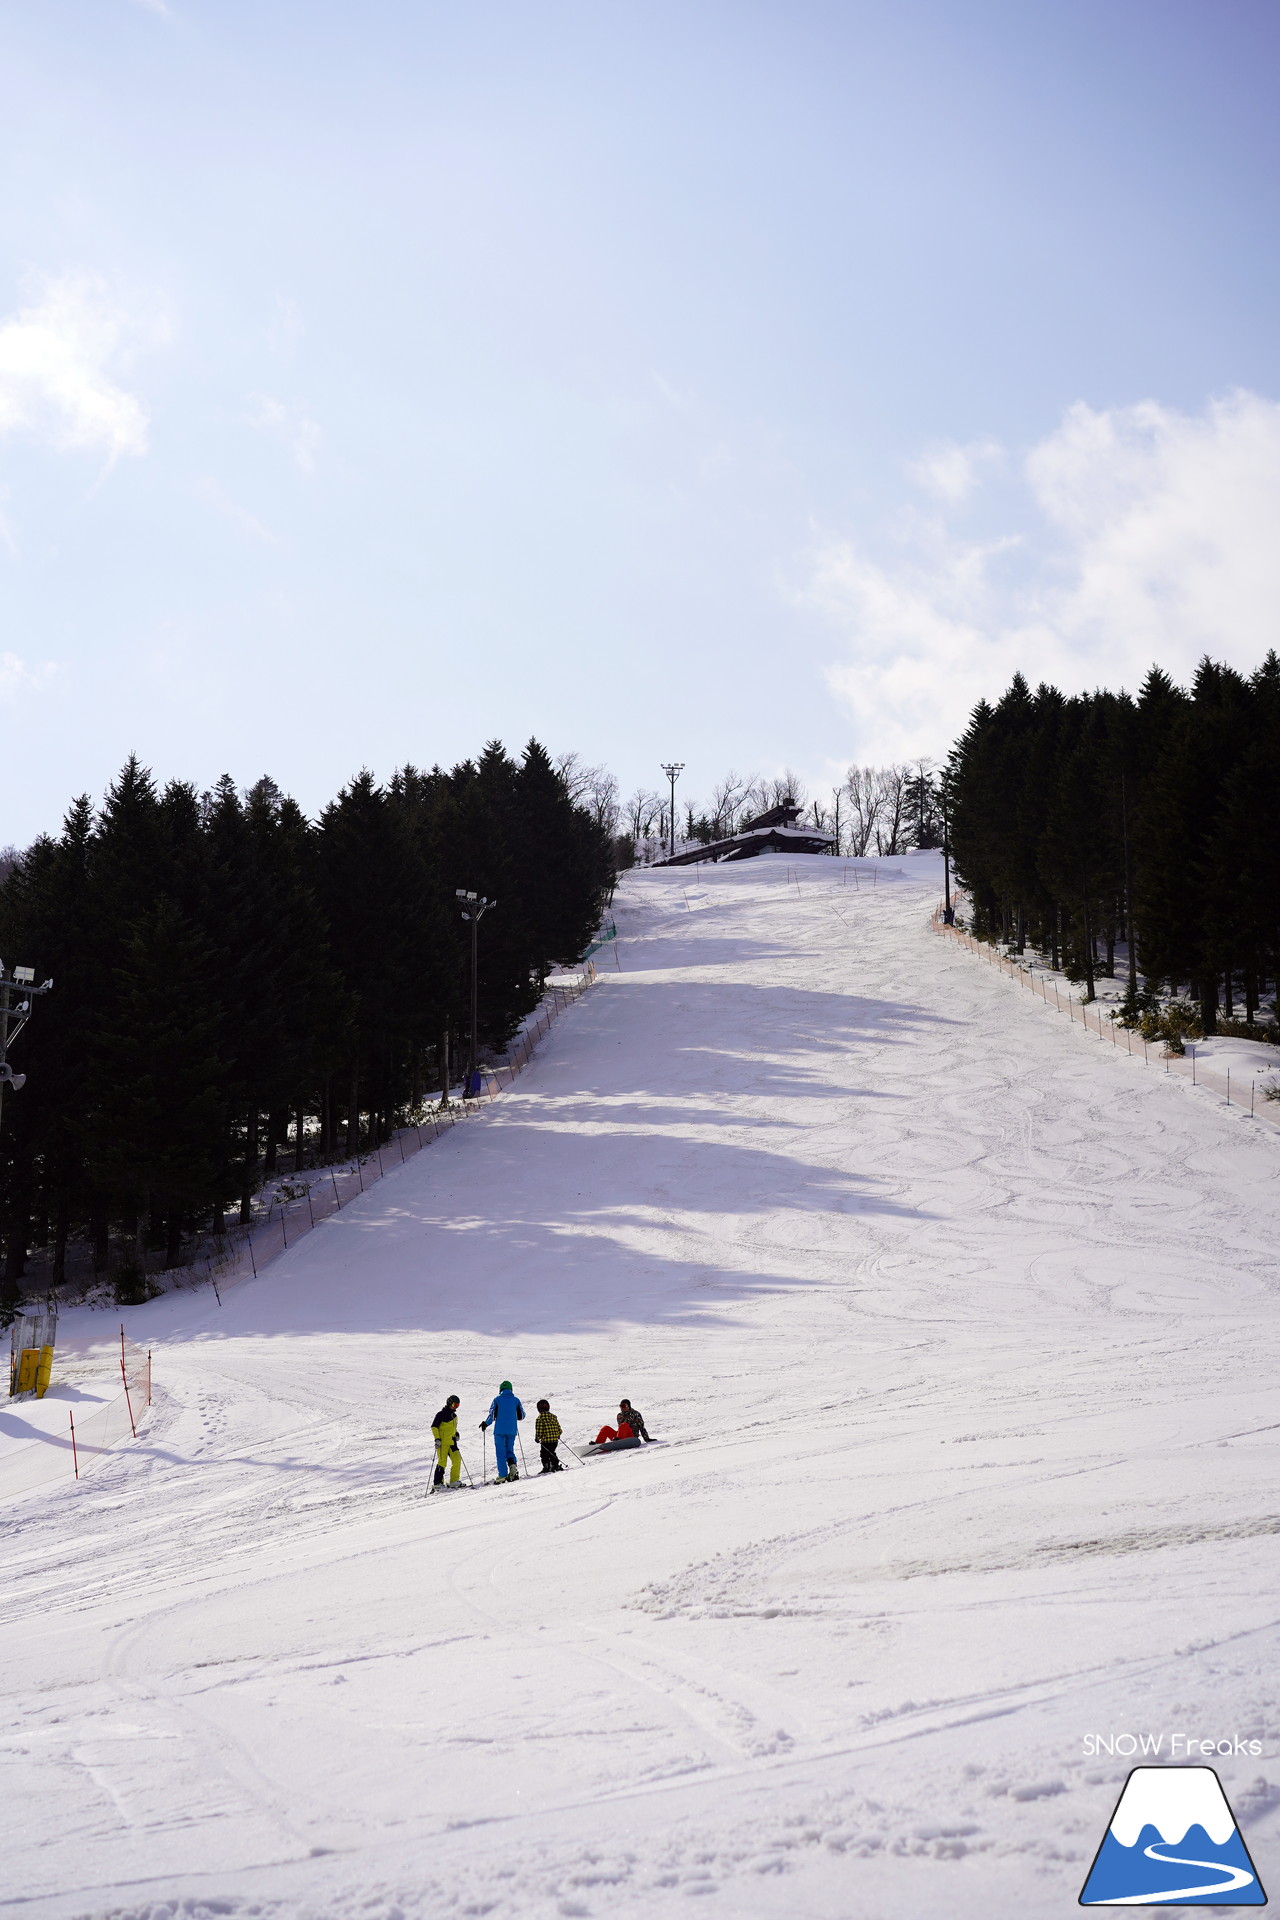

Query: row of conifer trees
0;740;614;1301
948;652;1280;1028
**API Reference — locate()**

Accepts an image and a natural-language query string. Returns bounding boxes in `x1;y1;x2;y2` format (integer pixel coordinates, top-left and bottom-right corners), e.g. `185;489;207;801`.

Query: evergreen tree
0;736;616;1310
948;655;1278;1031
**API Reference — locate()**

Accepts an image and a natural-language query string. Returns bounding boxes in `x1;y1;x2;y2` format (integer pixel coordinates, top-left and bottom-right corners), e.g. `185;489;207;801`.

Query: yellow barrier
15;1348;39;1394
34;1345;54;1398
0;1330;152;1497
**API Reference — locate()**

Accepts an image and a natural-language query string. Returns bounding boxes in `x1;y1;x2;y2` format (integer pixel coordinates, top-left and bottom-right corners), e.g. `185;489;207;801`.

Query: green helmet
499;1380;513;1392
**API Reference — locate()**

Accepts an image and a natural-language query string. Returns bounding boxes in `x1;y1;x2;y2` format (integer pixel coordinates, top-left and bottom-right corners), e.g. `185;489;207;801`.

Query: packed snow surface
5;854;1280;1919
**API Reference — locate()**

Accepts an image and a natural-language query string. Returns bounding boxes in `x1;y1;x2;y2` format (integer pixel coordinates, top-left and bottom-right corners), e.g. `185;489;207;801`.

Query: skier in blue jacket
480;1380;525;1481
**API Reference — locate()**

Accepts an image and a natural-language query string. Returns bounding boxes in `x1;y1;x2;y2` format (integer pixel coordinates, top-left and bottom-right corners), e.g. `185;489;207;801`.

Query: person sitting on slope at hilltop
594;1397;651;1444
431;1395;463;1487
480;1380;525;1482
535;1398;563;1473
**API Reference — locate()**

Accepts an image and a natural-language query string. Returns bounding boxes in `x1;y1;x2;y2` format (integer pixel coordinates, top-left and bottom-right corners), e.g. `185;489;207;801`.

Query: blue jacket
483;1389;525;1436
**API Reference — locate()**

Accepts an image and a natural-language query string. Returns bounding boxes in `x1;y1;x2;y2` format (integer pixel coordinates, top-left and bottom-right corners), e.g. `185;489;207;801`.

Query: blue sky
2;0;1278;836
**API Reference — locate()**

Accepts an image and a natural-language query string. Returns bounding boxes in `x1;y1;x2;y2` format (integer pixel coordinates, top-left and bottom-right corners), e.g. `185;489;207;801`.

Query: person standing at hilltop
480;1380;525;1482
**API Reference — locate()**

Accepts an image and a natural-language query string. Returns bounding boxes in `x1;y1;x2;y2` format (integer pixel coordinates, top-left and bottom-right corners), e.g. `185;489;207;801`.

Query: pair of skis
427;1437;662;1495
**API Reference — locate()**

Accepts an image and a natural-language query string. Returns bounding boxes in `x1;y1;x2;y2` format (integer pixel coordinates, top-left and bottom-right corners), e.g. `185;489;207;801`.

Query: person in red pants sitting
594;1398;651;1444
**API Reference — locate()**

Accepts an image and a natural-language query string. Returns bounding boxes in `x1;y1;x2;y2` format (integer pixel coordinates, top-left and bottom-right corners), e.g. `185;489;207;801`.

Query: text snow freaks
1083;1734;1262;1759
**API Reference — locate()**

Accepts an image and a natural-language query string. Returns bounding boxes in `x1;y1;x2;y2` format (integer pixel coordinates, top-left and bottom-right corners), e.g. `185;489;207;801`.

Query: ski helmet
499;1380;513;1392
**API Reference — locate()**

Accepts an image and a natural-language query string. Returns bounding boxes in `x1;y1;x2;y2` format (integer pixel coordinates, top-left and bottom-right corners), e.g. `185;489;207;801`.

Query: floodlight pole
0;962;52;1140
455;891;496;1096
659;763;684;859
940;785;954;924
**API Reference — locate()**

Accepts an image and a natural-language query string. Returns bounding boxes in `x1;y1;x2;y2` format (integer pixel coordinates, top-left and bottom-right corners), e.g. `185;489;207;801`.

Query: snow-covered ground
1;1374;118;1449
4;852;1279;1919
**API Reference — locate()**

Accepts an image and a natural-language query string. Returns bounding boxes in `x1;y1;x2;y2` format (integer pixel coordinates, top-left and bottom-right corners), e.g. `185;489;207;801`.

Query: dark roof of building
653;821;835;867
738;801;803;831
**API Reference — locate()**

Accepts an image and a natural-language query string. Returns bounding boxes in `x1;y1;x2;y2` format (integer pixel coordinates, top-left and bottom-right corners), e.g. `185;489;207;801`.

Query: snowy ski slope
4;853;1280;1919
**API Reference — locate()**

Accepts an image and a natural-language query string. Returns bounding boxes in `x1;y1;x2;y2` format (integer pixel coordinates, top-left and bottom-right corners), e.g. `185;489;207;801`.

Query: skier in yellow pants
431;1395;463;1487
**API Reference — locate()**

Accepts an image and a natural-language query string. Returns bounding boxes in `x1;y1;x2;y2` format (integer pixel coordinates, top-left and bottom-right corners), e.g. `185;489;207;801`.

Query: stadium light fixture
456;892;496;1095
0;960;51;1137
659;762;685;859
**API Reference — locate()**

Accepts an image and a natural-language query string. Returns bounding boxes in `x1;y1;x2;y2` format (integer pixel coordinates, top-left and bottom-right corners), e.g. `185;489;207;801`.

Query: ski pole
479;1424;488;1485
560;1438;587;1466
518;1432;529;1477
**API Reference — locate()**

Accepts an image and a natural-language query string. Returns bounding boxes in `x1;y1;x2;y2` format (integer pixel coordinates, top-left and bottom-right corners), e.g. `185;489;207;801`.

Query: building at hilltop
653;802;835;867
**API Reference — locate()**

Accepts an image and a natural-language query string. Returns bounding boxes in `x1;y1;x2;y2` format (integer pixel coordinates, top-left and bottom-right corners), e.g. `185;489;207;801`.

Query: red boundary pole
69;1411;79;1480
120;1343;137;1438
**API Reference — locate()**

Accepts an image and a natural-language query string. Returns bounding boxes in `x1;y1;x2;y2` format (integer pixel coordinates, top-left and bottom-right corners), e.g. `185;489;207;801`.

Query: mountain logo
1080;1766;1266;1906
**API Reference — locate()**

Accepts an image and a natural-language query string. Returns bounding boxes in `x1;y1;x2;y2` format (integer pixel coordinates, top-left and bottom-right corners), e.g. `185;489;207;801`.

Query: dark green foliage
904;764;943;850
948;653;1280;1024
0;741;612;1300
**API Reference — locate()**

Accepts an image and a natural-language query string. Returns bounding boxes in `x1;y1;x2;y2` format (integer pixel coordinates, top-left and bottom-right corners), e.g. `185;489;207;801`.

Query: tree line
0;741;614;1307
948;653;1280;1029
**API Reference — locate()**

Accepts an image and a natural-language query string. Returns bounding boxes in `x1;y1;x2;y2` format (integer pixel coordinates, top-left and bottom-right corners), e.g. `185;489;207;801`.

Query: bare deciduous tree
624;788;663;842
841;764;921;856
843;766;885;856
555;753;620;835
710;771;749;838
778;768;808;811
875;765;911;855
751;769;807;815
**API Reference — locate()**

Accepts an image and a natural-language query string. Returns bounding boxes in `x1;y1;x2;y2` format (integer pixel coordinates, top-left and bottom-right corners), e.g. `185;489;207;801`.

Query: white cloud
1027;393;1280;661
0;654;56;700
0;274;154;463
814;528;1047;763
815;390;1280;760
250;395;322;473
908;436;1003;503
0;485;18;559
194;476;279;547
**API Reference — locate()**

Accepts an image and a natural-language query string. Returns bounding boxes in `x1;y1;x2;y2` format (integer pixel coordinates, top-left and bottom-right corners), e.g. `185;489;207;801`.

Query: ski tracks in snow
5;856;1280;1919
